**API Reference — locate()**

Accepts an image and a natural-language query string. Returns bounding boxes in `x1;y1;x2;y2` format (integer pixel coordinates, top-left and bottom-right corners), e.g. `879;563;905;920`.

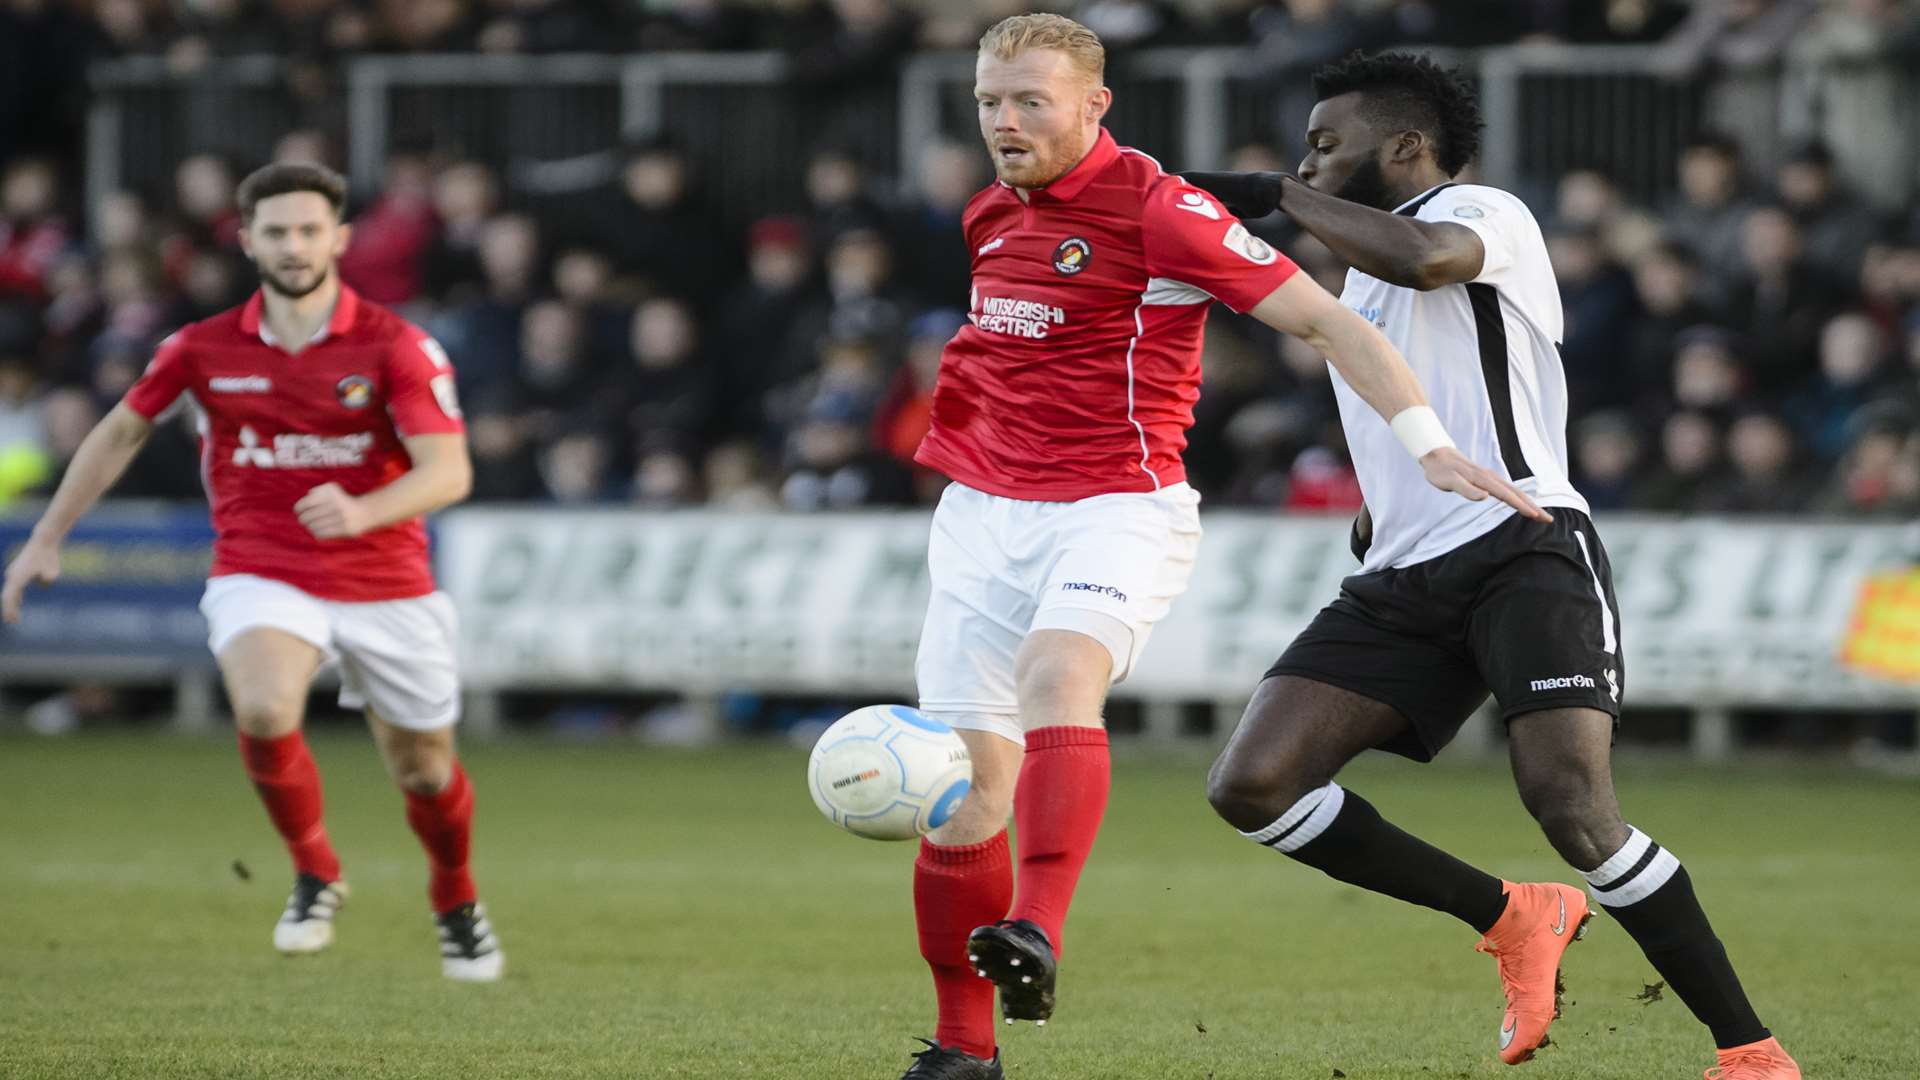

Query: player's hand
1179;171;1289;219
2;538;62;624
295;483;370;540
1419;446;1552;523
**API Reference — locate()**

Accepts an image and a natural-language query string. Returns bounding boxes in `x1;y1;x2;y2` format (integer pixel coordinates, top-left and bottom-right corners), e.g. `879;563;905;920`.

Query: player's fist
1418;446;1553;523
295;482;370;540
1178;170;1289;219
2;538;62;624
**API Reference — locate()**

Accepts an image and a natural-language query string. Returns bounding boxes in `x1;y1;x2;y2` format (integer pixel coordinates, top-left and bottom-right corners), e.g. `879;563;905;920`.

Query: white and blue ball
807;705;972;841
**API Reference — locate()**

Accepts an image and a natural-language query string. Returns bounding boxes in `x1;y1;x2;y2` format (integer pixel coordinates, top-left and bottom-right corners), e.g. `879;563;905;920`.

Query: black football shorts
1267;508;1624;762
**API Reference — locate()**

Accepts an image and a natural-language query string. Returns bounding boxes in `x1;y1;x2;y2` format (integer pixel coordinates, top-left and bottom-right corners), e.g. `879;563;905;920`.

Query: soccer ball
807;705;972;841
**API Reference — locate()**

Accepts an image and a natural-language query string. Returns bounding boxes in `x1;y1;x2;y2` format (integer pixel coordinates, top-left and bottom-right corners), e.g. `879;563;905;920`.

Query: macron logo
209;375;272;393
1530;674;1597;692
1061;582;1128;603
978;237;1006;255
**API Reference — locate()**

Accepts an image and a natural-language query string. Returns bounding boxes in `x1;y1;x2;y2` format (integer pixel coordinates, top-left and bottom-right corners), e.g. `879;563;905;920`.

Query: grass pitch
1;732;1915;1079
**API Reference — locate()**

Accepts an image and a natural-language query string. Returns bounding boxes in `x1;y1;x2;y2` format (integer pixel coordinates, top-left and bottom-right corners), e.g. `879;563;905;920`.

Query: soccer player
0;162;503;982
898;19;1545;1080
1181;53;1799;1078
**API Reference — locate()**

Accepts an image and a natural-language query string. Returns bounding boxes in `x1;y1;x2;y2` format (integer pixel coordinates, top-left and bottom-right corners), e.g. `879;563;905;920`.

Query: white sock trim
1582;826;1682;908
1238;783;1346;854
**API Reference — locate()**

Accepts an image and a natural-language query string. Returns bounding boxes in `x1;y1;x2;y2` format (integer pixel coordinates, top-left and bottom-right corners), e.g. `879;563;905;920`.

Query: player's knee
231;699;301;738
1015;637;1111;726
385;745;453;795
1526;796;1622;869
1205;749;1318;833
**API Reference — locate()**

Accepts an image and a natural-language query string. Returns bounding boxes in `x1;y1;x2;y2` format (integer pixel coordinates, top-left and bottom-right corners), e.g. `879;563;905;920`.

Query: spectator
1663;133;1754;299
1774;143;1886;287
1244;0;1386;147
1638;409;1725;511
430;212;541;398
619;296;717;462
1815;400;1920;516
0;158;72;304
1530;0;1689;43
782;0;921;164
536;423;619;503
1669;325;1750;416
805;144;891;243
872;308;964;503
1723;205;1845;389
781;228;908;396
585;136;731;303
1659;0;1819;171
1550;226;1639;412
475;0;608;54
1783;0;1920;212
775;330;904;511
338;150;438;306
1787;312;1896;461
1626;241;1721;405
712;217;819;440
892;140;985;309
465;405;542;501
703;441;779;511
633;0;766;51
1572;411;1648;511
1703;409;1812;512
511;298;601;442
422;161;501;304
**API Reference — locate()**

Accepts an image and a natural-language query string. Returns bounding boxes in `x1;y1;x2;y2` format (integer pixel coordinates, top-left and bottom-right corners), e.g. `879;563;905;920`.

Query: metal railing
85;45;1920;220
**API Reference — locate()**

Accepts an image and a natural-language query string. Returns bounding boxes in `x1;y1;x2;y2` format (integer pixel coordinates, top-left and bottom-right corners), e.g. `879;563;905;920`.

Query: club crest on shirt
1052;237;1093;275
335;374;374;410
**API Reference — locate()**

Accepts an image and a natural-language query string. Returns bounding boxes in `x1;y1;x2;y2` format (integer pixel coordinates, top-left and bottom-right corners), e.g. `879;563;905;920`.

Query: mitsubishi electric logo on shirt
974;295;1068;340
232;425;374;468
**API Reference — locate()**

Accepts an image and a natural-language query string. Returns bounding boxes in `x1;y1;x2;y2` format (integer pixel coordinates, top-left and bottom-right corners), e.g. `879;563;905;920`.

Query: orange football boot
1474;881;1594;1064
1705;1036;1801;1079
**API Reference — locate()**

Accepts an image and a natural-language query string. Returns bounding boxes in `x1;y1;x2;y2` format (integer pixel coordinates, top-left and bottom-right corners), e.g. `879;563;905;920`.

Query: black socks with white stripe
1580;828;1769;1050
1239;783;1510;934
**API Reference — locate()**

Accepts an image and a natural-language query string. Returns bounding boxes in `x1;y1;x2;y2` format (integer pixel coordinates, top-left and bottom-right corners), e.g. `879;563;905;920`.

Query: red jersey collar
238;283;360;346
1011;128;1120;204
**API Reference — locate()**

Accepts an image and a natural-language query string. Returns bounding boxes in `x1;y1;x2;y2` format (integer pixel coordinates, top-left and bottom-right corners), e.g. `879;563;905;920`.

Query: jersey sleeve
122;332;192;419
1139;178;1299;313
1420;185;1531;285
385;325;466;438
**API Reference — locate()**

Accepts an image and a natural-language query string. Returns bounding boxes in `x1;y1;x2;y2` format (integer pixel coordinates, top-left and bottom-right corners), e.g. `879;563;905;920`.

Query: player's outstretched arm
2;403;155;623
1248;273;1549;522
1269;174;1485;291
294;433;472;541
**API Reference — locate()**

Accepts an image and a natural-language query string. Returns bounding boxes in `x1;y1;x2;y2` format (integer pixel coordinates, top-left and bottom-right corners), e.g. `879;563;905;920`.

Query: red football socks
236;731;340;883
914;832;1013;1060
405;760;477;914
1008;725;1111;958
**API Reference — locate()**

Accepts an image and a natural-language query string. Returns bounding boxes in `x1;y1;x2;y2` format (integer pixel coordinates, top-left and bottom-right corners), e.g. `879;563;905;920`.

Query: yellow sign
1843;569;1920;683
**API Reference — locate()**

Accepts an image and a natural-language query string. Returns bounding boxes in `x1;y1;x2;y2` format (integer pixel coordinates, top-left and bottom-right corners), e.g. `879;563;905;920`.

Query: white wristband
1390;405;1454;461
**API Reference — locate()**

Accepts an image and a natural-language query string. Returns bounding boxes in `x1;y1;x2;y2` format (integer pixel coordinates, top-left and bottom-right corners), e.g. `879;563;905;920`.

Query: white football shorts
915;480;1203;745
200;573;462;731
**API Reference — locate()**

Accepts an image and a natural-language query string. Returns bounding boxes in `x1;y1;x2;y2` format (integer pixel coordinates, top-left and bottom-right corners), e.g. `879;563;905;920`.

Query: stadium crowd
1;0;1918;517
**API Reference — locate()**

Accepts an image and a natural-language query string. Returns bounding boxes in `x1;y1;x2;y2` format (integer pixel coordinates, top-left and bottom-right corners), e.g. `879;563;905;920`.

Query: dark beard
1333;155;1393;211
257;261;330;300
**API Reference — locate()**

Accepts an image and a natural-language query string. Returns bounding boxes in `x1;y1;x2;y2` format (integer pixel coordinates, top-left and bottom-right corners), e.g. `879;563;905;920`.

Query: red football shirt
915;129;1299;501
122;286;465;601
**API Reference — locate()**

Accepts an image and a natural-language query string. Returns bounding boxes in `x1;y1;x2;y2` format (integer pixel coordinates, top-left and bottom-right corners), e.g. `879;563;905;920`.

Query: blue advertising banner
0;505;214;662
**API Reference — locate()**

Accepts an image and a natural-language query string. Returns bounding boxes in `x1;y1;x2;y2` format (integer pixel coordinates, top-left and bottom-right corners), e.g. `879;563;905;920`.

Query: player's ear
333;220;353;255
1086;85;1111;124
236;220;252;257
1390;129;1427;165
